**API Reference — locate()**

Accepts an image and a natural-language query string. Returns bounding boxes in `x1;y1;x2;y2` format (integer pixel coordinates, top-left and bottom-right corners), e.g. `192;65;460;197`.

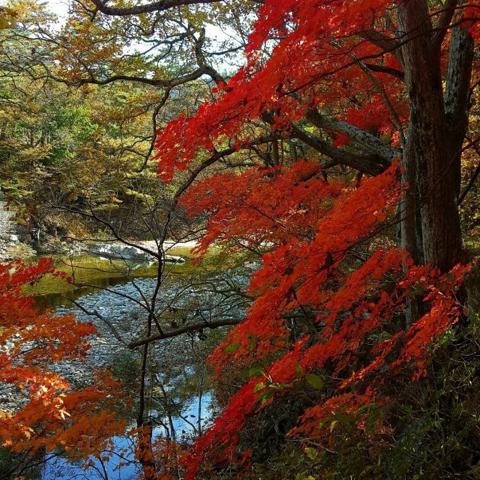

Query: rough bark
444;13;475;198
398;0;465;272
401;123;421;264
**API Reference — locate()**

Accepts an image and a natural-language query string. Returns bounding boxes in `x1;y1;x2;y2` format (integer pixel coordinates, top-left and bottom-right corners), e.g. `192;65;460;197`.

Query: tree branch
129;318;241;348
358;29;403;64
290;125;388;175
305;109;399;161
364;62;404;80
432;0;459;50
64;67;210;88
86;0;261;16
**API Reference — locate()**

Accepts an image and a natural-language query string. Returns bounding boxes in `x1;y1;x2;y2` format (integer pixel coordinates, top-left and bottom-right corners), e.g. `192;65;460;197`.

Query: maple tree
150;0;479;477
176;165;472;479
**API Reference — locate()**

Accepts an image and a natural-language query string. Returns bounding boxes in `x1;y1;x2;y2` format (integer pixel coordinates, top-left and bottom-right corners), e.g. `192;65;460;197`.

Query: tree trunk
136;422;156;480
444;9;475;197
400;122;422;265
398;0;470;272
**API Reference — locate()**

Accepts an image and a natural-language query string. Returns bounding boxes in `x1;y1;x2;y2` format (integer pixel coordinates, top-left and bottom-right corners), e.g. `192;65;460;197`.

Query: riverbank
21;241;201;298
0;198;36;262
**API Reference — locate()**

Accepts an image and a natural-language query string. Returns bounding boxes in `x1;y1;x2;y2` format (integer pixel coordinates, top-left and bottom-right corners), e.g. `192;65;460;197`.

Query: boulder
86;243;185;264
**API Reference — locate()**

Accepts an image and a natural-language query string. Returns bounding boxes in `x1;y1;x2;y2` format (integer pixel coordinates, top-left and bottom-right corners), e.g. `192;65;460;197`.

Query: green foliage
304;373;325;390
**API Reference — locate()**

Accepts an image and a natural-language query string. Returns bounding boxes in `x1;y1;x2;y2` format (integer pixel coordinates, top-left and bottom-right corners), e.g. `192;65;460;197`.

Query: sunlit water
35;272;226;479
6;256;250;479
41;393;212;480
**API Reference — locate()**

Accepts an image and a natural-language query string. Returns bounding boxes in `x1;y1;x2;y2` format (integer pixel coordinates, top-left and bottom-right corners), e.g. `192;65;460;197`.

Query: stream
24;257;250;480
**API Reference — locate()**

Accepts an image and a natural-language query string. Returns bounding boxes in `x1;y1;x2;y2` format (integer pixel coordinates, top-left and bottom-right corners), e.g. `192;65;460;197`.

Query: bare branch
129;318;241;348
290;124;388;176
306;109;400;161
364;62;404;80
85;0;261;17
432;0;459;50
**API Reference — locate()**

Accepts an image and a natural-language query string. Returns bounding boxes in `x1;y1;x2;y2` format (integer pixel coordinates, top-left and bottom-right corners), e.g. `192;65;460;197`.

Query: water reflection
41;393;212;480
36;275;142;308
19;258;249;479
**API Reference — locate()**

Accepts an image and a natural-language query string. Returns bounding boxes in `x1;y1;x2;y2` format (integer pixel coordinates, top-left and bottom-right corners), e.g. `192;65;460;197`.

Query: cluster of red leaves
155;0;417;179
182;242;470;479
0;259;126;459
291;262;470;441
155;2;477;478
182;159;343;256
196;161;402;375
177;161;471;478
464;5;480;40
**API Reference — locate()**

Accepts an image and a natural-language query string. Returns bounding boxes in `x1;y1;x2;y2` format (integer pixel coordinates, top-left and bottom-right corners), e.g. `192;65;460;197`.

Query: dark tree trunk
444;13;475;197
398;0;472;272
401;122;422;265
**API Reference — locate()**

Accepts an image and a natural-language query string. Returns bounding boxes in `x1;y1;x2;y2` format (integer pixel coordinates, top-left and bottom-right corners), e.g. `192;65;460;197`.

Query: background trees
0;0;246;248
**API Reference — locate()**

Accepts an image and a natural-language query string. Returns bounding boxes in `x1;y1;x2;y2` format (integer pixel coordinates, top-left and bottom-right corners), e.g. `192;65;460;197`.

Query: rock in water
86;243;185;264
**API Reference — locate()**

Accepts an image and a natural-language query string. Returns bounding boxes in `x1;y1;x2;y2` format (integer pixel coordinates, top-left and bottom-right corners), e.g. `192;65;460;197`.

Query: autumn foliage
179;164;471;478
154;0;407;181
152;0;479;478
0;259;126;461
